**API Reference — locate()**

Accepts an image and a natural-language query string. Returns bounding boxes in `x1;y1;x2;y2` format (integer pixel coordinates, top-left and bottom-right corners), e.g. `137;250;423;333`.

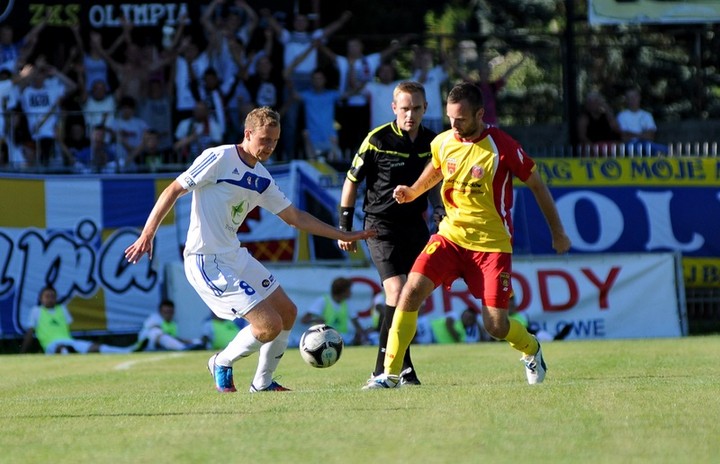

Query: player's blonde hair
245;106;281;131
393;81;426;102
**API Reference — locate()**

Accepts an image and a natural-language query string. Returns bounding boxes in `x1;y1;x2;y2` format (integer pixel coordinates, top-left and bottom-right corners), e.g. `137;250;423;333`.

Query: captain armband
338;206;355;231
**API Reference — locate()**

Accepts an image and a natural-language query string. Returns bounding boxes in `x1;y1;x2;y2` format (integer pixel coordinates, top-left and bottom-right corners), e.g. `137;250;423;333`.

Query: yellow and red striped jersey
431;127;536;252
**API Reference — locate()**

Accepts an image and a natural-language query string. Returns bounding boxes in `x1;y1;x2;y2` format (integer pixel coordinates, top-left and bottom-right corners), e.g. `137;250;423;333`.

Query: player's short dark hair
40;285;56;295
447;81;484;113
331;278;352;296
38;285;57;304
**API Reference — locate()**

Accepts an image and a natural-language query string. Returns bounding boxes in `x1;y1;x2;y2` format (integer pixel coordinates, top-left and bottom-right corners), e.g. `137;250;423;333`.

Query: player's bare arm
125;181;187;263
338;178;359;252
393;163;443;204
278;205;376;242
524;171;571;254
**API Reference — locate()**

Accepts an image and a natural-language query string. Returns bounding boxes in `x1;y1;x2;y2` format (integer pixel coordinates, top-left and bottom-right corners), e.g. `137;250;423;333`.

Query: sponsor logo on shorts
500;272;511;292
184;176;196;187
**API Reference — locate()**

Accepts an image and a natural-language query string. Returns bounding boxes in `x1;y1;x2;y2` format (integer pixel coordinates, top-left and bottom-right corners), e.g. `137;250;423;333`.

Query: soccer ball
299;324;344;368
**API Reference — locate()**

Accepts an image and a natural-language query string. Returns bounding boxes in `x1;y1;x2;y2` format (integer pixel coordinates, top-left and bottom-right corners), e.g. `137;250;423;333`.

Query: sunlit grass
2;337;719;463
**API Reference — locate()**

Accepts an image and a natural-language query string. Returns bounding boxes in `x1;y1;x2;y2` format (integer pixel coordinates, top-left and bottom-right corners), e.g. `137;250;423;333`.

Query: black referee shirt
346;121;437;220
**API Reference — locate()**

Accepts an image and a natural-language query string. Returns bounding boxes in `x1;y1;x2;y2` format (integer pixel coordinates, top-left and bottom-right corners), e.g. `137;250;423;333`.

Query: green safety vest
431;317;466;344
509;312;529;328
36;306;72;350
161;320;177;336
210;319;239;350
322;296;349;333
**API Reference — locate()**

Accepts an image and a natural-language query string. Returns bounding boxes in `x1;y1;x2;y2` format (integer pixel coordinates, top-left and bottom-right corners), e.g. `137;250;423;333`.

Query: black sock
401;345;416;379
373;305;394;376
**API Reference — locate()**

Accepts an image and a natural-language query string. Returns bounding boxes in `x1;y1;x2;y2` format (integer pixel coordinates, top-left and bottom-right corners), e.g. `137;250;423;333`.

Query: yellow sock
383;310;418;376
505;318;539;356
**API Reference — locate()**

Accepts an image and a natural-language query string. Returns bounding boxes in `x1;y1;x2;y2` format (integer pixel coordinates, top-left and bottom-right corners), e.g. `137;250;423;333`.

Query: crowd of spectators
0;2;469;173
0;2;667;174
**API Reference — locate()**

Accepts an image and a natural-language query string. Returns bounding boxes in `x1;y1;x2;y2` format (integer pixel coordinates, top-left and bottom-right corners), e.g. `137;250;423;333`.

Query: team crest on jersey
231;201;247;225
447;158;457;175
471;165;484;179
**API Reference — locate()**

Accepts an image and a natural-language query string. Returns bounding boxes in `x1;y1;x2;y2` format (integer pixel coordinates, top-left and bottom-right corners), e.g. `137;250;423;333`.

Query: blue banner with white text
513;157;720;287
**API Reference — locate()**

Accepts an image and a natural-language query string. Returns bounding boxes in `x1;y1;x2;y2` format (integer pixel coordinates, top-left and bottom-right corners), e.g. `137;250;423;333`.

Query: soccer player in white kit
125;107;375;392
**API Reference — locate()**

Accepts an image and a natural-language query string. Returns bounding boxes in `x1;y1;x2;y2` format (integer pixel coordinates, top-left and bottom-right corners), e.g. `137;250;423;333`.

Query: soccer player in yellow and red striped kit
366;81;571;388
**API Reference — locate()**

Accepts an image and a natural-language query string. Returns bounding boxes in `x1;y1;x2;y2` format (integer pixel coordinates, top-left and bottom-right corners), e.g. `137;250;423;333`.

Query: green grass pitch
2;337;719;463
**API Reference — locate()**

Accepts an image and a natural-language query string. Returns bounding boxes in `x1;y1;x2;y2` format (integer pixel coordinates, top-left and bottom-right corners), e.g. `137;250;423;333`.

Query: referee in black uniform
337;81;443;388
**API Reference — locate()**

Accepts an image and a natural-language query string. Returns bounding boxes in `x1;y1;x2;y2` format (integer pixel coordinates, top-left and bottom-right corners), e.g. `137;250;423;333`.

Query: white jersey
177;144;292;256
82;95;116;130
335;53;381;107
174;53;210;111
616;108;657;139
140;312;165;333
20;78;66;139
0;79;18;137
411;65;448;121
365;80;398;130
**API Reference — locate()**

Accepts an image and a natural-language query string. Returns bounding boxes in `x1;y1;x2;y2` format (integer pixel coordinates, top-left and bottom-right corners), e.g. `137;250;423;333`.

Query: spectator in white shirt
365;63;401;130
18;59;77;166
173;100;223;163
411;47;449;133
106;96;149;170
264;9;351;159
81;79;116;134
616;88;667;156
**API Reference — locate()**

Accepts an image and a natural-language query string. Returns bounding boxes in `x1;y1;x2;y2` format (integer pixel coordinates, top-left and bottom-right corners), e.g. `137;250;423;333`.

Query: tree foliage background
322;0;720;132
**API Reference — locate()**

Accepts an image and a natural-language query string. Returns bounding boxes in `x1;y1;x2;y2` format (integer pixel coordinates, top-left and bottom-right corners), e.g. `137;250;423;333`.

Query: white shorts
45;338;93;354
183;248;280;320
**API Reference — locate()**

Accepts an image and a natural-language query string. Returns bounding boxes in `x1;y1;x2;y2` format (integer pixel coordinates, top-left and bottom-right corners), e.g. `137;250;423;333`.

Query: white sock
252;330;290;390
98;344;130;354
216;325;262;366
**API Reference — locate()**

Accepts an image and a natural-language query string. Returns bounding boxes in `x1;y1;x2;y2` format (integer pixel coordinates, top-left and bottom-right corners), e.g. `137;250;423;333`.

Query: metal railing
527;141;720;159
2;106;720;173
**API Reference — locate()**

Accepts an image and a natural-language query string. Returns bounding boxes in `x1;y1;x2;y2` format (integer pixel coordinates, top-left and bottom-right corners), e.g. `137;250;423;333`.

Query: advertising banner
0;157;709;339
514;157;720;288
166;252;686;341
0;1;193;30
589;0;720;25
0;162;356;338
0;175;181;337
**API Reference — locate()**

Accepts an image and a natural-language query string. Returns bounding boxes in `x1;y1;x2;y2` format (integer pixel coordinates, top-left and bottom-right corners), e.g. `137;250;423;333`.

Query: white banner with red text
167;252;686;341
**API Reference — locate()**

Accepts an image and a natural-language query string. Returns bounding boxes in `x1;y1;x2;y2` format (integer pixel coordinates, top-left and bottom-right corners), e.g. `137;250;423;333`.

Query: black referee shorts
364;215;430;282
